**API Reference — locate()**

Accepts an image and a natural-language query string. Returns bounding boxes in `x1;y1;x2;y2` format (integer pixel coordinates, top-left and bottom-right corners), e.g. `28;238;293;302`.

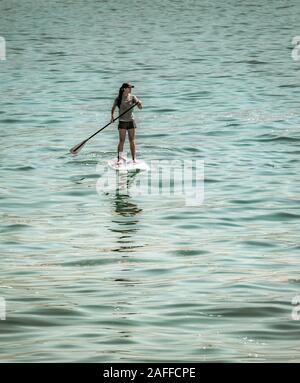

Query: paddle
70;101;139;155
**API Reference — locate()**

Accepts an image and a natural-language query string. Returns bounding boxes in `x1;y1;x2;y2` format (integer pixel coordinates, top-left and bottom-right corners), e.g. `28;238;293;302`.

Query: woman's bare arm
111;105;116;121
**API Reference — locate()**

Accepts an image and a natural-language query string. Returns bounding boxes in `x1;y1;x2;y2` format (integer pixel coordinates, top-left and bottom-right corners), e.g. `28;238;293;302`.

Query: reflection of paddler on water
114;169;142;197
110;192;143;253
111;83;143;165
113;192;143;217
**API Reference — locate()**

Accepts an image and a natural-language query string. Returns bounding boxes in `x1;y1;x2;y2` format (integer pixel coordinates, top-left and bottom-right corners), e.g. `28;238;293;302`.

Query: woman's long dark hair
116;86;125;108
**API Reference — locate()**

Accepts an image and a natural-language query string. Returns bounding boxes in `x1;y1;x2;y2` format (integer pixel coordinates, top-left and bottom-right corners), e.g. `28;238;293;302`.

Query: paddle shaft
84;101;138;144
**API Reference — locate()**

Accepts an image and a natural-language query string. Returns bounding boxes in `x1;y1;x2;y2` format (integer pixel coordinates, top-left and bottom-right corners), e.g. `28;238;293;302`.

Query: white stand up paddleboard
107;157;150;171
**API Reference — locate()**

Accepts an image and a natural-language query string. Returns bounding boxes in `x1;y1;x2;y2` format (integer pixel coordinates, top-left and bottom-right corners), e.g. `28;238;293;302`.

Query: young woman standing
111;83;143;164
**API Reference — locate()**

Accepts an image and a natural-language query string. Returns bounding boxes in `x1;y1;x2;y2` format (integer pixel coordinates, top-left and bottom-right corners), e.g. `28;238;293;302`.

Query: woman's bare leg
117;128;126;162
128;128;136;161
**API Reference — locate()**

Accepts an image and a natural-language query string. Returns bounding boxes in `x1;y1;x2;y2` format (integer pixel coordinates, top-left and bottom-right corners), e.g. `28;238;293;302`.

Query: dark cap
121;82;134;89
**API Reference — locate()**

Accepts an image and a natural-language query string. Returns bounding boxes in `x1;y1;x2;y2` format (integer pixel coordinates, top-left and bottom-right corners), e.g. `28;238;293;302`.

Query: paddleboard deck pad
107;158;150;171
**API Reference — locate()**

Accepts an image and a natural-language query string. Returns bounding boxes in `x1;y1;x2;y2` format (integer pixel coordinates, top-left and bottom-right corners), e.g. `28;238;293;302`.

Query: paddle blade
69;140;87;155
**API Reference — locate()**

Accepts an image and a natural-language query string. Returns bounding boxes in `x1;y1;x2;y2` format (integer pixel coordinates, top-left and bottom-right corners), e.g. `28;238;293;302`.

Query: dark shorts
118;120;136;130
